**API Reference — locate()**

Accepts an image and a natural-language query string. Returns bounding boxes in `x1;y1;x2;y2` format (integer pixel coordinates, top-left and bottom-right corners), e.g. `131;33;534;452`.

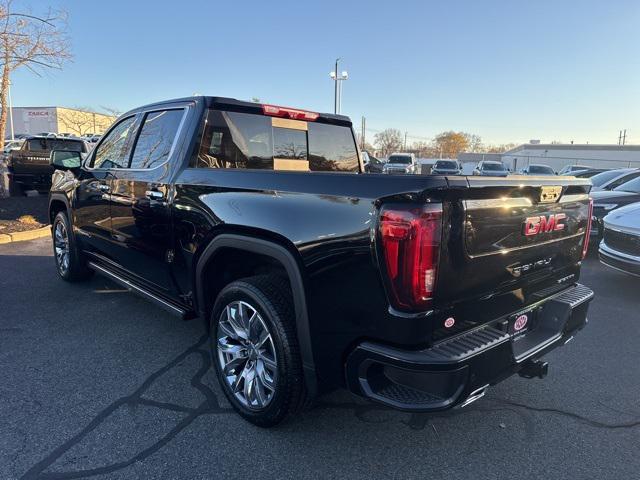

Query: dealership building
461;143;640;172
6;106;116;138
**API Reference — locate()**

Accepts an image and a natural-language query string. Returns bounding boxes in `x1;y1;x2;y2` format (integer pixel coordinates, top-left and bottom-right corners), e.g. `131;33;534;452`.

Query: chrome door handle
97;183;110;192
145;190;164;200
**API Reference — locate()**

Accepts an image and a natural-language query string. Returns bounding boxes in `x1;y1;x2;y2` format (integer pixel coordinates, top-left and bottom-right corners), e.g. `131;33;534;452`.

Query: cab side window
129;109;185;169
91;116;136;169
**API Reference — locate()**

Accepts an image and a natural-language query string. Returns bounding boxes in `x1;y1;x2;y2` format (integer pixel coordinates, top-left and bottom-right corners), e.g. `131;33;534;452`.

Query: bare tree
0;1;72;148
374;128;403;157
99;105;122;118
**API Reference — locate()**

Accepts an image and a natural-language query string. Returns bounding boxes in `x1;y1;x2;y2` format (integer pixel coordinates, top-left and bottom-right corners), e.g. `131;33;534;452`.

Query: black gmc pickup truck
48;96;594;426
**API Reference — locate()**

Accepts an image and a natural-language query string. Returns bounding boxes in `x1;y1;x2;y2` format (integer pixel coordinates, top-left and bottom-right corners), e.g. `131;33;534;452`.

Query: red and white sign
514;314;528;331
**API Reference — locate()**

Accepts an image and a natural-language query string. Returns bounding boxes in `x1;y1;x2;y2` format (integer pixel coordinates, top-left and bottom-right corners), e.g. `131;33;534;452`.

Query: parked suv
383;152;416;174
7;136;89;194
49;96;594;426
473;160;509;176
431;159;462;175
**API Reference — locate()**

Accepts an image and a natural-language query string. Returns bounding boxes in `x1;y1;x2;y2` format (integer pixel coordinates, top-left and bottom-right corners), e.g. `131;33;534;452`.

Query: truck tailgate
435;175;592;305
10;152;52;175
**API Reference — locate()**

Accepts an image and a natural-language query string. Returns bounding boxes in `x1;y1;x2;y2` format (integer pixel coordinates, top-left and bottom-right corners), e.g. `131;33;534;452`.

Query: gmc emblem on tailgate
523;213;567;236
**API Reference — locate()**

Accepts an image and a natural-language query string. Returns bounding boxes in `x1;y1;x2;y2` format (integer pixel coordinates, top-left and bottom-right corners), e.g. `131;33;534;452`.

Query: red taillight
262;104;319;121
581;198;593;259
379;205;442;311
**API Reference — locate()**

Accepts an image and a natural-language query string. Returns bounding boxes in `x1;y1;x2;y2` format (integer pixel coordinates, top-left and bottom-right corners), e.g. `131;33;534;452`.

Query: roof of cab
123;96;352;125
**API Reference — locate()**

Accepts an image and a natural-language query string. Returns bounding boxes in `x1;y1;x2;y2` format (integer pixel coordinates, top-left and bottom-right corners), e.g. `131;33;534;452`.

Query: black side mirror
50;150;82;170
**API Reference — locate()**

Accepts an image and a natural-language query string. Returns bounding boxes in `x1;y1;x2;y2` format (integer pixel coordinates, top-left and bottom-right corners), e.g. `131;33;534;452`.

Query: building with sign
6;107;116;138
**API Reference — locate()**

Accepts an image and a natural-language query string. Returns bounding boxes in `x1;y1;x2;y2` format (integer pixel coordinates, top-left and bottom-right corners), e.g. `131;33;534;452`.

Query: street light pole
334;58;339;114
329;59;348;114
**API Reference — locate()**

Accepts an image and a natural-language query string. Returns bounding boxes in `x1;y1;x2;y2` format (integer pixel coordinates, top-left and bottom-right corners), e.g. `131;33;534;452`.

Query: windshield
482;162;505;171
435;160;457;169
590;170;628;187
388;155;412;164
529;165;554;174
614;176;640;193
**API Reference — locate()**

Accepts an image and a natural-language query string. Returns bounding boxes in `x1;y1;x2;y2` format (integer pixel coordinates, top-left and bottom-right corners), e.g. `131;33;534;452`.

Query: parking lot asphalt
1;237;639;480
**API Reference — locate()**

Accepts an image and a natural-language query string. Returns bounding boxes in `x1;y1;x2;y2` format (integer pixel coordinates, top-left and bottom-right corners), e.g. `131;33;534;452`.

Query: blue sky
10;0;640;145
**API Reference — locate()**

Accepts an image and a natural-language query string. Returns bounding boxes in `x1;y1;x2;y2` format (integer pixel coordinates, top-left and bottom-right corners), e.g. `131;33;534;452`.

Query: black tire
52;211;93;282
8;177;23;197
210;274;306;427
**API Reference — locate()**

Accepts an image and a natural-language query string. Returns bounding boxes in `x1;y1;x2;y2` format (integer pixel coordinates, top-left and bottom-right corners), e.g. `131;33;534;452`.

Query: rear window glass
529;165;554;174
28;139;84;152
483;162;505;171
388;155;412;164
590;170;627;187
614;176;640;193
435;160;457;169
308;122;358;172
273;127;307;160
194;110;358;172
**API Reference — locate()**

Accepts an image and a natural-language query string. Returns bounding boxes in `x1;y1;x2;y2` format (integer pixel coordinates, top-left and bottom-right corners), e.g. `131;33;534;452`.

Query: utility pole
8;80;14;141
360;116;366;150
404;131;407;151
623;129;627;145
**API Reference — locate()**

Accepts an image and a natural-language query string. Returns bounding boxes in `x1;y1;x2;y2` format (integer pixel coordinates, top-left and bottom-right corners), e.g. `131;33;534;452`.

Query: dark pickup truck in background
48;96;594;426
7;136;90;194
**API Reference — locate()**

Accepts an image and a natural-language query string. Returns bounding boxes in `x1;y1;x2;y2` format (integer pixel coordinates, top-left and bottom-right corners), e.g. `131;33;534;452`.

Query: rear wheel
210;275;306;427
52;211;93;282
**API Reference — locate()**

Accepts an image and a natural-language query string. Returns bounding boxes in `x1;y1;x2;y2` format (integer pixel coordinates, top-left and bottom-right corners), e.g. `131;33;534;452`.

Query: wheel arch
48;194;71;224
194;233;317;397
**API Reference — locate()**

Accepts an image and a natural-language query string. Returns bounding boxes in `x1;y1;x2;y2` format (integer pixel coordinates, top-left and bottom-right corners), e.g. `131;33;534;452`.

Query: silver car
599;202;640;277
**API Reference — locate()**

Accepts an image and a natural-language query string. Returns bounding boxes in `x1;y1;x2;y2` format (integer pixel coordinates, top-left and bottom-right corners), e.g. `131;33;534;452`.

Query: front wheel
210;275;306;427
52;211;93;282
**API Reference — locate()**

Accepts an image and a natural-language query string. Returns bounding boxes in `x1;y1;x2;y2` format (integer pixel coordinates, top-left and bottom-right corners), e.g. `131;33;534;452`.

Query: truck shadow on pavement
20;329;640;480
4;250;638;480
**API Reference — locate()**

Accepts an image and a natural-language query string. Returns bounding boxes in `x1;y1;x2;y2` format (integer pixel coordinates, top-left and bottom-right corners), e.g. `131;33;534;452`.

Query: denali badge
507;257;552;277
523;213;566;236
540;186;563;203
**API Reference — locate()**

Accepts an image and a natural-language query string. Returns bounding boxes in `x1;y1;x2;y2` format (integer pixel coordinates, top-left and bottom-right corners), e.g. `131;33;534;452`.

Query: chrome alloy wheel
54;220;70;275
217;300;278;410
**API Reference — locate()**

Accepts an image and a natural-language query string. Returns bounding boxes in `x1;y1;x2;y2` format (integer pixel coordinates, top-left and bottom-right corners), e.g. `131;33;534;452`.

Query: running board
88;261;191;320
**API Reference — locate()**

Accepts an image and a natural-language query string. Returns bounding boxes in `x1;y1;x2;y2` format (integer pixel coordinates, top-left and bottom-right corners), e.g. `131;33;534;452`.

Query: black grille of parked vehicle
603;228;640;256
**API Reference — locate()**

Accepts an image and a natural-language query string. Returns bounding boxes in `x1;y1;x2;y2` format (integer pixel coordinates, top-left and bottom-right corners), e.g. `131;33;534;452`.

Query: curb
0;225;51;244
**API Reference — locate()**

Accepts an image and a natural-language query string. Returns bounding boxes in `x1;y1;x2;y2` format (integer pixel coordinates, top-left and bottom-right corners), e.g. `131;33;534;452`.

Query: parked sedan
558;164;591;175
472;160;509;177
431;159;462;175
591;176;640;241
573;168;610;178
520;164;555;175
362;150;385;173
590;168;640;192
599;202;640;277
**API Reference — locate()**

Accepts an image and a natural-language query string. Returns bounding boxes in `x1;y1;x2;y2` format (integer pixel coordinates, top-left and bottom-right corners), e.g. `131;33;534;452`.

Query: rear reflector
262;104;319;121
379;204;442;311
582;198;593;259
